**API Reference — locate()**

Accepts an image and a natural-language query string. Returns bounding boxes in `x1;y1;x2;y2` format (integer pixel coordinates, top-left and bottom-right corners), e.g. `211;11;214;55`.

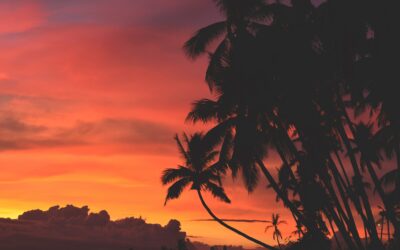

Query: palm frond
206;161;228;176
186;99;219;123
203;150;220;165
219;129;234;165
174;134;191;165
241;162;259;192
380;169;397;187
205;39;230;91
204;181;231;203
203;118;236;148
265;225;273;232
183;21;226;59
164;178;191;205
161;166;192;185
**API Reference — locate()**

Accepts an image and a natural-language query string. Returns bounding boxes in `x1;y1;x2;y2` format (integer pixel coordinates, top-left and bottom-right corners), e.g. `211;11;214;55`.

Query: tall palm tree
161;133;278;250
179;0;400;249
265;213;287;249
183;0;271;92
352;123;400;233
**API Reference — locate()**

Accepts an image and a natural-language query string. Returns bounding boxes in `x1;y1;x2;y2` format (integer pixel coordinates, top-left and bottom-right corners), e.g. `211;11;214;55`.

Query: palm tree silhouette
352;123;400;233
161;133;278;250
265;213;286;249
175;0;400;249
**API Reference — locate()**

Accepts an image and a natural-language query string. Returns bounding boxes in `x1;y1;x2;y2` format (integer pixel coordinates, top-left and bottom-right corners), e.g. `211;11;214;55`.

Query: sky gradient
0;0;298;247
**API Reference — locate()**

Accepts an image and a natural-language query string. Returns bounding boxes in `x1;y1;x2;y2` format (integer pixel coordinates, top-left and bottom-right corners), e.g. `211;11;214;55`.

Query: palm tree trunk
327;159;364;249
256;158;353;250
336;94;382;246
334;151;371;234
395;132;400;193
197;190;278;250
336;124;382;247
328;218;342;250
334;150;352;188
394;136;400;242
320;174;361;250
387;216;391;241
365;161;400;234
274;141;298;185
276;236;281;250
324;205;359;250
255;158;317;233
380;216;384;240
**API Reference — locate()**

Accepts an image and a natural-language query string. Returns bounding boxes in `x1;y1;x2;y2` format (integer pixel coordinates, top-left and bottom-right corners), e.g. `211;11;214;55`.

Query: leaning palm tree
265;213;287;249
162;133;278;250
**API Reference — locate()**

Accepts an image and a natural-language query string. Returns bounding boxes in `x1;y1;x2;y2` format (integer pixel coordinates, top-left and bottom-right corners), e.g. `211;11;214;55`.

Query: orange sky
0;0;312;247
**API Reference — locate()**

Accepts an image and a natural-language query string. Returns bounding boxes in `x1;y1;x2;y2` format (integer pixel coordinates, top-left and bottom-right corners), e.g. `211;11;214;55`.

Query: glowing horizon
0;0;293;247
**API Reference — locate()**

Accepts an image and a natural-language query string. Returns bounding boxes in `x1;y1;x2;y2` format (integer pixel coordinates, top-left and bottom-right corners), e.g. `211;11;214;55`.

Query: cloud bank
0;205;186;250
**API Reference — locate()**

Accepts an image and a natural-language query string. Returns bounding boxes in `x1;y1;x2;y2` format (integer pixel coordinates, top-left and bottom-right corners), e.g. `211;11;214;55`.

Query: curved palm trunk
197;190;278;250
276;236;281;250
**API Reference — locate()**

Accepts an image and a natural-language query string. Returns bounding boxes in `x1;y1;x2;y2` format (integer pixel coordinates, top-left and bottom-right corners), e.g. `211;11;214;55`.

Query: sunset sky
0;0;297;247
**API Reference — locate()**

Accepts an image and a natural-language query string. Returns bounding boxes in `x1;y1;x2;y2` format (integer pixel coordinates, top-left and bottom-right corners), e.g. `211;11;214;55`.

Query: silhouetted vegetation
162;0;400;249
265;214;286;249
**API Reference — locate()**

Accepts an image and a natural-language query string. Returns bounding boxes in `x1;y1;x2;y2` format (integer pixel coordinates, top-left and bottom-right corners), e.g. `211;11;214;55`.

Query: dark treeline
162;0;399;250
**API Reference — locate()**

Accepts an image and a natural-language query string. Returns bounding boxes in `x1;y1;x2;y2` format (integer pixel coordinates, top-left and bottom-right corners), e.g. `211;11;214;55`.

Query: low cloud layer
0;113;175;153
0;205;186;250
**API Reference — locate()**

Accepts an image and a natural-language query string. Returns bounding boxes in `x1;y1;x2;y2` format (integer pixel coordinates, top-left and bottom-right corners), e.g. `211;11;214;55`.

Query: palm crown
162;133;230;205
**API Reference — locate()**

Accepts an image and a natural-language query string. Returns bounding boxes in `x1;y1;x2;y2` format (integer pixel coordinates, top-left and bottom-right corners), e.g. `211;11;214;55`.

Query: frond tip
183;21;226;59
161;166;192;185
164;178;191;205
204;181;231;203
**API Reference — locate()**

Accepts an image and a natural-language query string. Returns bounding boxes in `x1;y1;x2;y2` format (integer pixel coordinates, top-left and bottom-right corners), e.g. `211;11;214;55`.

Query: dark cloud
0;114;175;153
0;116;46;133
191;219;271;223
56;118;174;145
0;205;186;250
39;0;220;30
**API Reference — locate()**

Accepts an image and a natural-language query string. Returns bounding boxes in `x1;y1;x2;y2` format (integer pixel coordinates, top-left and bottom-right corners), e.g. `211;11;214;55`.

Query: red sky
0;0;337;247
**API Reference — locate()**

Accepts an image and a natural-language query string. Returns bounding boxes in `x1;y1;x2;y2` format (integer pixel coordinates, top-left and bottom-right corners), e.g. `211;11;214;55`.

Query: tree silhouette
162;133;278;250
165;0;400;249
265;214;286;249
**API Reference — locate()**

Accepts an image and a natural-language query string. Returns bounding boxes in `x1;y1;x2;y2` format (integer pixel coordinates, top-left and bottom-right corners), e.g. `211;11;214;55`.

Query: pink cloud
0;1;46;34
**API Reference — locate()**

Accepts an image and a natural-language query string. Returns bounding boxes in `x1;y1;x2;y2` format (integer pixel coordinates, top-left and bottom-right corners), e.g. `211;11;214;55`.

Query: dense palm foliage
162;0;399;249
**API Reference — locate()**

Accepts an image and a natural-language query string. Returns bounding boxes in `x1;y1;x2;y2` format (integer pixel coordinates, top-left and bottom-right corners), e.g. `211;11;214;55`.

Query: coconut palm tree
161;133;278;250
265;213;287;249
352;123;400;234
178;0;400;249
